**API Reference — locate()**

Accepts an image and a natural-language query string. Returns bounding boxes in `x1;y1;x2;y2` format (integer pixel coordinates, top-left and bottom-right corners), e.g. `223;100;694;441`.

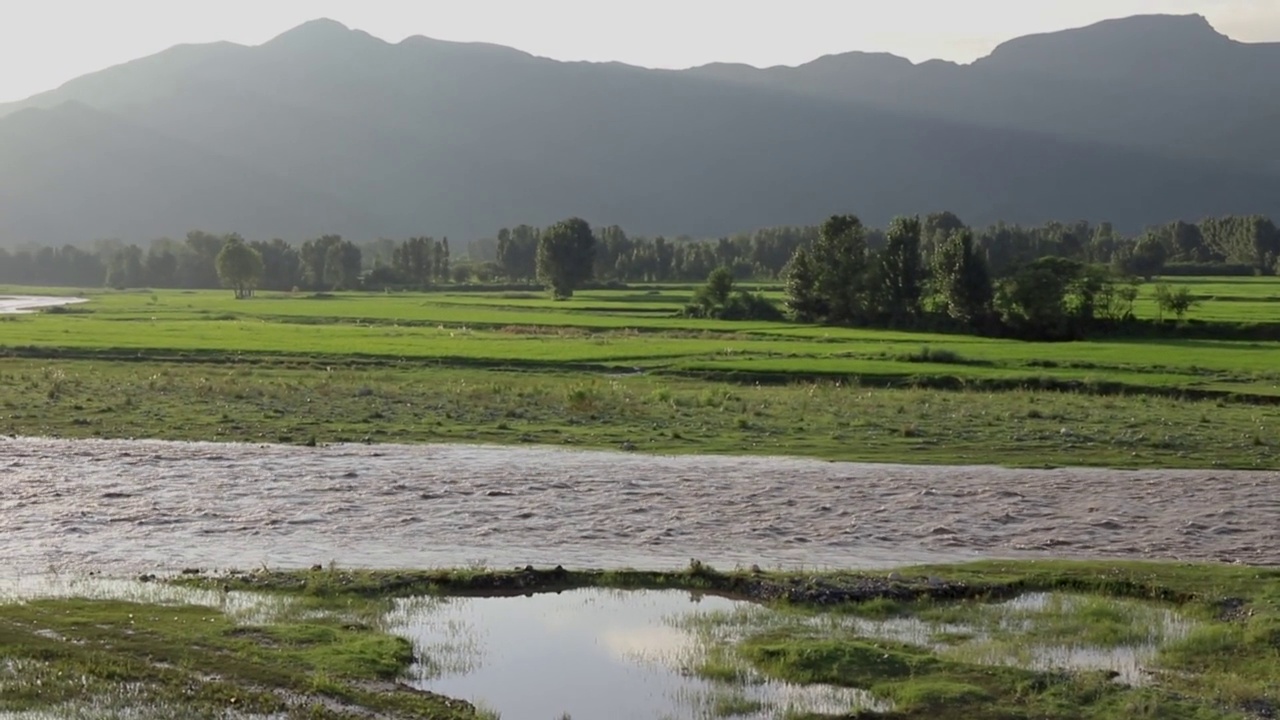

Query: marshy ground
2;560;1277;719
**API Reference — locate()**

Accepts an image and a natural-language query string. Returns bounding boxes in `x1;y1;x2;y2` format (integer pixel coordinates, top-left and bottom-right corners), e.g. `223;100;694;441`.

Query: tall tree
438;238;450;283
215;237;265;298
323;240;363;290
812;214;870;324
497;225;540;282
931;228;992;326
393;237;434;287
783;246;824;322
105;245;145;289
144;244;178;287
537;217;596;299
250;239;302;291
874;215;925;325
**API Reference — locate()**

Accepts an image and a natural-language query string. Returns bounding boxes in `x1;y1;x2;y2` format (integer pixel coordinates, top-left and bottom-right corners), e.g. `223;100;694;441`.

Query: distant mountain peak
978;12;1232;74
264;18;366;47
987;13;1225;55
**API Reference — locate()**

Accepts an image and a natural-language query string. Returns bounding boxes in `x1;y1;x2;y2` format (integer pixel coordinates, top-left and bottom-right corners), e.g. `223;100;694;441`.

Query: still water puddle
0;576;1199;719
952;592;1197;685
729;591;1197;688
388;589;887;720
387;588;1198;720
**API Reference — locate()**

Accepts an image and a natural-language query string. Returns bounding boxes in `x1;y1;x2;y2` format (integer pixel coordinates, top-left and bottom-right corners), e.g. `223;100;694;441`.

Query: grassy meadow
1;278;1279;468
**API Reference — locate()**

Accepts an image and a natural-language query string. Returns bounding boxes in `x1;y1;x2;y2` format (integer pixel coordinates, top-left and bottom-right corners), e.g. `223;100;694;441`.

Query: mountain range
2;13;1278;246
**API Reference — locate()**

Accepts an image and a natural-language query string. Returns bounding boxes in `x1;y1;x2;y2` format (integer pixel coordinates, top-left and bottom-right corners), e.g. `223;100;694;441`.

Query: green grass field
2;279;1278;468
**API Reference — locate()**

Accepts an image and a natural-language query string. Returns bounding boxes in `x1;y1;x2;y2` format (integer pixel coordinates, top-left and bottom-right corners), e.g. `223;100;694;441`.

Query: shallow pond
389;588;886;720
387;587;1197;719
0;573;1201;719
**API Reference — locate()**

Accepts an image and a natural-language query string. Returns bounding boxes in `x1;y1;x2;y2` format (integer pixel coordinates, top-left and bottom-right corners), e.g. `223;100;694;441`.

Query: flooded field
392;589;887;719
390;588;1196;719
0;296;86;314
0;574;1200;720
2;437;1277;579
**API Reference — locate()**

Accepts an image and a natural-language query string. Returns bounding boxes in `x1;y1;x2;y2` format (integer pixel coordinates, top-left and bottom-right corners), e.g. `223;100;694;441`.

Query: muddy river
0;437;1276;577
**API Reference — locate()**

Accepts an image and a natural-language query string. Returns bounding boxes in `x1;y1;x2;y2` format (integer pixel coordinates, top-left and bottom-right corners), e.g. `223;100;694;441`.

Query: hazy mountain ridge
1;14;1278;246
688;13;1280;168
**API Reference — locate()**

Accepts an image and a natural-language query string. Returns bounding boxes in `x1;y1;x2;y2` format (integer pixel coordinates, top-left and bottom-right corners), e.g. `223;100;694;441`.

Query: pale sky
0;0;1276;102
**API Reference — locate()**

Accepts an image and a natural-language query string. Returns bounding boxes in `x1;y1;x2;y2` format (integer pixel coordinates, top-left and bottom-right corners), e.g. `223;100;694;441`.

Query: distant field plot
2;280;1279;468
3;284;1280;392
1133;276;1280;323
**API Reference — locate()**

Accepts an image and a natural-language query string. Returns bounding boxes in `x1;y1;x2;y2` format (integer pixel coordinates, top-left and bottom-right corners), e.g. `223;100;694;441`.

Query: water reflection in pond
388;588;886;720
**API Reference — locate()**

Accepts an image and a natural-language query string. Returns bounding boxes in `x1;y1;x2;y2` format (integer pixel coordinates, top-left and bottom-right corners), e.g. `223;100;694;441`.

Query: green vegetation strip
3;359;1277;468
0;596;476;719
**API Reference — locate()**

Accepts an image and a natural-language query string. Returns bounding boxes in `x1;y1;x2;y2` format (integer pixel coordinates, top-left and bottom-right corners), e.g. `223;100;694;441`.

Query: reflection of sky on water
389;588;882;720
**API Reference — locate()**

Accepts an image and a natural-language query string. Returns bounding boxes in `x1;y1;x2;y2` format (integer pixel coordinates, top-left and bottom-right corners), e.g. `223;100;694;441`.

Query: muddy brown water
1;437;1276;578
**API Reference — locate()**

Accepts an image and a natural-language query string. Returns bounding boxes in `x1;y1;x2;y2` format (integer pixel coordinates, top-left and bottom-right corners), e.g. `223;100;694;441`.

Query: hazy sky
1;0;1276;102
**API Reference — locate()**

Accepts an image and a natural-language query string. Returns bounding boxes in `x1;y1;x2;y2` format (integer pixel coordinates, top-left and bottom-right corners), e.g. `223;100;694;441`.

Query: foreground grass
4;560;1276;719
1;359;1277;468
179;559;1279;720
0;595;477;719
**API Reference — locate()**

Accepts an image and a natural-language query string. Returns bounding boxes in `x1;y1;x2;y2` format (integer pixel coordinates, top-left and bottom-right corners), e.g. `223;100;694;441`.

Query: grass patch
0;358;1276;469
0;596;478;718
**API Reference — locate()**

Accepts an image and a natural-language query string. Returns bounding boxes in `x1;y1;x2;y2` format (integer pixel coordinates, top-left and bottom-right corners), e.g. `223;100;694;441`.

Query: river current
1;437;1276;577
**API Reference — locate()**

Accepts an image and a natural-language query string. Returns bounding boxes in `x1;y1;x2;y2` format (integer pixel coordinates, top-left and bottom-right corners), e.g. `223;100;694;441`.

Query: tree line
781;215;1146;341
2;212;1276;304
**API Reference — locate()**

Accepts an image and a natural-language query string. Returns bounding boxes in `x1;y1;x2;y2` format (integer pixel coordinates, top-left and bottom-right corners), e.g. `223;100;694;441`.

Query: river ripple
1;437;1275;577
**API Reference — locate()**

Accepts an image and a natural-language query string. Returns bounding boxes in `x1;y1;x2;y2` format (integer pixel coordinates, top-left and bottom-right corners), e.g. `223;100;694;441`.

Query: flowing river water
1;437;1276;577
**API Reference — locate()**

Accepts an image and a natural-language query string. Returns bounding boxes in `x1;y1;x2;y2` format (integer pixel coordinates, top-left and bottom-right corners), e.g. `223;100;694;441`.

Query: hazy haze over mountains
2;13;1279;246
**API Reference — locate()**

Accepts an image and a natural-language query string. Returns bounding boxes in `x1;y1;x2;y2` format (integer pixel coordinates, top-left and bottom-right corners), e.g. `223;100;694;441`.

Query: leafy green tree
300;235;344;290
182;231;225;288
995;257;1082;339
537;217;596;299
250;239;301;291
450;263;472;284
393;237;435;287
874;216;925;325
1154;283;1199;323
783;247;824;322
105;245;145;289
812;214;869;324
931;228;992;326
685;266;781;321
438;238;451;283
323;240;363;290
1094;271;1141;323
1116;233;1169;279
215;237;265;299
702;267;735;307
497;225;539;282
143;245;178;287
